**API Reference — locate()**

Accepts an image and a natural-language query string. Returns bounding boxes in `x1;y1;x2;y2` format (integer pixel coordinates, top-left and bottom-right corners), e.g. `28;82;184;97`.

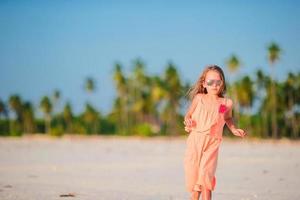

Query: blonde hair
186;65;226;100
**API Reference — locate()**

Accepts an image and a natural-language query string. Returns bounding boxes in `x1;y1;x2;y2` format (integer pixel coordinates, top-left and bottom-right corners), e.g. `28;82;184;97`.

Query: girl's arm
225;98;246;137
184;93;201;120
224;98;236;131
183;93;201;131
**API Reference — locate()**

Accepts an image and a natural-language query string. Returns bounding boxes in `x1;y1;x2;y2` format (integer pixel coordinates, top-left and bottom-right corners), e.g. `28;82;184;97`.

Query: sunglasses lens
206;79;222;86
216;80;222;86
207;80;214;86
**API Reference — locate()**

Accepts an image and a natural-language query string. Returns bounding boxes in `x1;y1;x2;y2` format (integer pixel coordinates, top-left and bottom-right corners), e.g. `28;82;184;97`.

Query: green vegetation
0;43;299;139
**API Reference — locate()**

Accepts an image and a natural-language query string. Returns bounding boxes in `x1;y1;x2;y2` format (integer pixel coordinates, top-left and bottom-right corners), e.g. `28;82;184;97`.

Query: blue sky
1;0;300;116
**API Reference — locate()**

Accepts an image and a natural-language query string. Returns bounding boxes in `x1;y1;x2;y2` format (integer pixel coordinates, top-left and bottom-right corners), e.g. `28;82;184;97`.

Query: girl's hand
184;126;192;133
184;118;196;128
232;128;247;138
183;118;196;133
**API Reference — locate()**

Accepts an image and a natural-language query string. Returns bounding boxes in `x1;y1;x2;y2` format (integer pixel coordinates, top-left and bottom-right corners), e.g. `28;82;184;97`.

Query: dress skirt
183;131;222;192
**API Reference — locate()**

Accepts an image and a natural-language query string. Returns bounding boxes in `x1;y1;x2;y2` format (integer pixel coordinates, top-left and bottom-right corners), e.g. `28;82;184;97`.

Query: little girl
183;65;246;200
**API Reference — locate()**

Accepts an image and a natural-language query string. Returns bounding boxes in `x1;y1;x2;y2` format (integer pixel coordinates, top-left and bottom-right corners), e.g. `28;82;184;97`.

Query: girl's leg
190;190;201;200
201;188;211;200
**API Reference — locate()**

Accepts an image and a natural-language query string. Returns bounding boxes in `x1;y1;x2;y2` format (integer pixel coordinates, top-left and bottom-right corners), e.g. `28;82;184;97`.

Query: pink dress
183;94;228;192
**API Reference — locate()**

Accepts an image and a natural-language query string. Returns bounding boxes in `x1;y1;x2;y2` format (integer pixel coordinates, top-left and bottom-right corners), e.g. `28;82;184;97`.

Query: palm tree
267;42;281;138
150;75;166;120
283;73;298;138
151;76;166;106
85;77;96;93
161;62;183;135
84;77;101;134
235;76;254;133
111;97;125;134
9;95;23;134
0;99;9;134
236;76;254;112
131;59;151;123
52;89;61;114
226;55;240;73
0;99;7;116
40;96;52;134
226;54;241;126
63;102;73;133
112;63;128;134
255;69;270;138
22;102;35;133
82;103;99;134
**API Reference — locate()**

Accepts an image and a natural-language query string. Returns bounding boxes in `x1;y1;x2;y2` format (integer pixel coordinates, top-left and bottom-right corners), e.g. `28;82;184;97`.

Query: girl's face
203;70;223;95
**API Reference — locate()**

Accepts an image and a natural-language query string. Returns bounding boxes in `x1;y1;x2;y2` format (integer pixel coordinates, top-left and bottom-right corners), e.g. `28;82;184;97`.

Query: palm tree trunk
269;62;278;139
9;119;13;135
289;95;298;139
261;110;268;138
45;114;51;134
5;115;10;135
271;79;278;139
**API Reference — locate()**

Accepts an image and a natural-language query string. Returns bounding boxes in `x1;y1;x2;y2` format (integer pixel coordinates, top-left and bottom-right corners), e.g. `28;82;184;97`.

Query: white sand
0;135;299;200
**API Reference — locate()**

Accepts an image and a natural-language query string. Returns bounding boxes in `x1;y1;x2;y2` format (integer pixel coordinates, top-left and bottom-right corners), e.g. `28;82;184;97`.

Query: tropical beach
1;1;300;200
0;135;299;200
